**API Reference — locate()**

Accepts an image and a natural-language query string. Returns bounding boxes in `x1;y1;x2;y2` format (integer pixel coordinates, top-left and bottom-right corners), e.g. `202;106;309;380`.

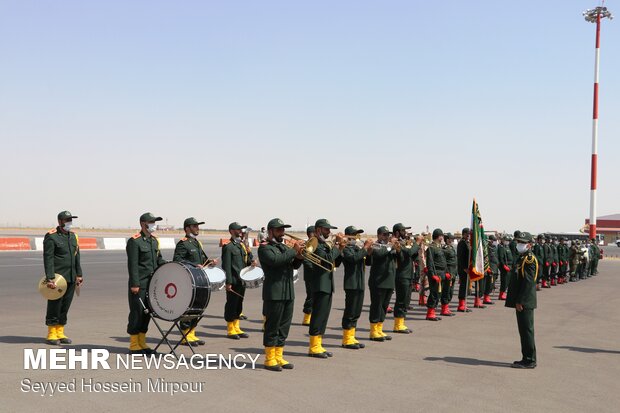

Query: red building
585;213;620;245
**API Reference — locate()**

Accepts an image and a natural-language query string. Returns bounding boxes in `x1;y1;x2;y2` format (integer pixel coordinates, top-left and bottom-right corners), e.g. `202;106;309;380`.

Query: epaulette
180;237;188;241
47;228;57;235
132;233;141;239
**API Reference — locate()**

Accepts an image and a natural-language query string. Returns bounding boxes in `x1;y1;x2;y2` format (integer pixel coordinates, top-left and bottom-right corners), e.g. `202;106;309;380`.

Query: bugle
283;234;335;272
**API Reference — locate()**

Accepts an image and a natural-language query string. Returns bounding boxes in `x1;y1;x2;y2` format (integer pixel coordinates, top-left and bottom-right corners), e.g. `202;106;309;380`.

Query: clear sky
1;0;618;234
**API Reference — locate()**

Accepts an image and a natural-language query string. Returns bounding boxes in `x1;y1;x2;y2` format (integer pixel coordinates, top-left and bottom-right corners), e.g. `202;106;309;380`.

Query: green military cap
462;227;471;235
377;226;391;235
489;234;497;241
229;222;247;230
267;218;291;229
392;223;411;233
345;226;364;236
444;232;454;240
432;228;444;239
140;212;163;222
184;217;205;228
502;235;512;241
516;232;534;243
513;230;522;239
58;210;78;220
315;218;337;229
306;225;315;235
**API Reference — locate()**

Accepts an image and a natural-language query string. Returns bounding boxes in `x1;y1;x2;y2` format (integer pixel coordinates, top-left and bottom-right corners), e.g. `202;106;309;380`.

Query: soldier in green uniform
222;222;256;339
532;235;546;290
43;211;84;345
456;228;472;313
550;237;559;286
126;212;166;354
589;238;600;276
367;226;397;341
258;218;304;372
301;225;315;326
497;235;512;300
173;217;217;346
482;235;499;305
569;240;580;281
307;219;343;358
505;232;538;369
425;229;453;321
341;226;373;349
557;237;569;284
442;232;458;308
542;235;553;288
392;223;420;333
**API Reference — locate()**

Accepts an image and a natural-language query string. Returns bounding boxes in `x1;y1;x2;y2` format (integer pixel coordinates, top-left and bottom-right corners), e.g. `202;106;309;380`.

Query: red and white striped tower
583;5;613;239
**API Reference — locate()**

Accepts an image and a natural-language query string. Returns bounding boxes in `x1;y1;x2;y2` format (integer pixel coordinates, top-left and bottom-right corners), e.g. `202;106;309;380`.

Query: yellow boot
318;335;333;357
234;319;249;338
129;334;141;354
342;328;360;349
46;326;59;345
350;327;365;348
55;325;72;344
378;322;392;341
369;323;384;342
302;313;311;326
181;328;193;345
138;333;155;354
308;335;327;358
189;328;205;345
393;317;412;334
227;321;239;339
275;346;294;369
264;347;282;371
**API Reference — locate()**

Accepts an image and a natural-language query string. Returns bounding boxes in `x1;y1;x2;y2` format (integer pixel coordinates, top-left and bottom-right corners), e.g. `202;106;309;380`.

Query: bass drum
147;262;211;321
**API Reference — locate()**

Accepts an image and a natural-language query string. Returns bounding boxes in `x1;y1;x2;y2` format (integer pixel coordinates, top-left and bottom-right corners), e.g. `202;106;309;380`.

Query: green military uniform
301;226;315;325
557;238;570;282
425;229;452;320
550;238;559;284
367;226;397;341
173;217;209;345
126;213;166;353
456;229;472;312
497;237;513;299
259;218;303;371
482;235;499;304
542;238;553;287
341;226;368;349
307;219;342;358
222;222;253;338
532;237;546;287
392;223;419;333
589;240;600;276
442;234;458;303
569;241;580;281
505;232;538;368
43;211;83;344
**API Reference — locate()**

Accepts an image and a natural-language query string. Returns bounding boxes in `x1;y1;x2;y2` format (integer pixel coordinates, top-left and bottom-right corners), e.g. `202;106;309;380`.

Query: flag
468;199;487;282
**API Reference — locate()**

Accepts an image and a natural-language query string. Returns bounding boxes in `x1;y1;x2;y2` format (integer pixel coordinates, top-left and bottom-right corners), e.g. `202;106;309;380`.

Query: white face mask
234;237;242;243
493;241;499;246
189;233;198;239
63;222;73;231
147;223;157;233
516;243;529;253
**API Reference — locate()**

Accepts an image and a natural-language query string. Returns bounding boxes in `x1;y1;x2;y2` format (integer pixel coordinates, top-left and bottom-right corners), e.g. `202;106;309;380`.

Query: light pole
583;6;613;240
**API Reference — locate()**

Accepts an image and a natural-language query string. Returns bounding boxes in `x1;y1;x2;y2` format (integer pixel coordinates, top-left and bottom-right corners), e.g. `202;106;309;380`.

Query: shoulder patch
132;233;141;239
180;237;188;241
47;228;57;235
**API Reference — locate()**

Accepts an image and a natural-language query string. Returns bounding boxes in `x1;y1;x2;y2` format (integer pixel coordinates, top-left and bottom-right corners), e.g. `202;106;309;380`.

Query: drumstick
203;258;214;267
228;288;245;299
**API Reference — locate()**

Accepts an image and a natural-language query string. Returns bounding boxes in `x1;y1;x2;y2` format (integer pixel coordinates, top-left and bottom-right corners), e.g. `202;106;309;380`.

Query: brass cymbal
38;274;67;300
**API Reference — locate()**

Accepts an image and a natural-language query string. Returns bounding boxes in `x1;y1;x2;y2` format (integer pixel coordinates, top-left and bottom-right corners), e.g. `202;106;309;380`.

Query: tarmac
0;245;619;413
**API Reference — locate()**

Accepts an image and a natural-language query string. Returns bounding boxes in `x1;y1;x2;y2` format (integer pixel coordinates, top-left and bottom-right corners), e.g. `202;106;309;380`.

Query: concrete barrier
157;237;176;250
0;238;31;251
78;237;98;250
103;238;127;250
34;237;44;251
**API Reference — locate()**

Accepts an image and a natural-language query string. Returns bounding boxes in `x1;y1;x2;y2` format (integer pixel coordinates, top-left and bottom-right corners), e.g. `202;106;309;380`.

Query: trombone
283;233;335;272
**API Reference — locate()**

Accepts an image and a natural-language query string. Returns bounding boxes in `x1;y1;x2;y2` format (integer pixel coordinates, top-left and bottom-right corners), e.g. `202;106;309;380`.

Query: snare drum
147;262;211;321
240;266;264;289
293;269;299;284
204;267;226;291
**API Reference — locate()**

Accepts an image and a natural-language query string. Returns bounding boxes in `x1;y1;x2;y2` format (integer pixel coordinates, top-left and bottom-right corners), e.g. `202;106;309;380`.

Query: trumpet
283;234;335;272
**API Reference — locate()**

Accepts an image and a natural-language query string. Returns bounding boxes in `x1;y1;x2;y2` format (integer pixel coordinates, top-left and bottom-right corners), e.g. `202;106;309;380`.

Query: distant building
585;213;620;245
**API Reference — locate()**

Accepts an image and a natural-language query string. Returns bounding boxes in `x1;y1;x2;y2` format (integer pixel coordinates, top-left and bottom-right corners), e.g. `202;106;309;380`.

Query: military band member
43;211;84;345
497;235;513;300
127;212;166;354
482;234;499;305
341;226;372;349
367;226;397;341
550;237;559;286
425;229;453;320
307;219;343;358
301;225;315;326
222;222;256;339
173;217;217;346
456;228;472;312
557;237;569;284
542;235;553;288
417;234;430;306
259;218;304;372
505;232;538;369
533;235;546;289
443;232;458;306
569;240;580;281
589;239;600;276
392;223;420;333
